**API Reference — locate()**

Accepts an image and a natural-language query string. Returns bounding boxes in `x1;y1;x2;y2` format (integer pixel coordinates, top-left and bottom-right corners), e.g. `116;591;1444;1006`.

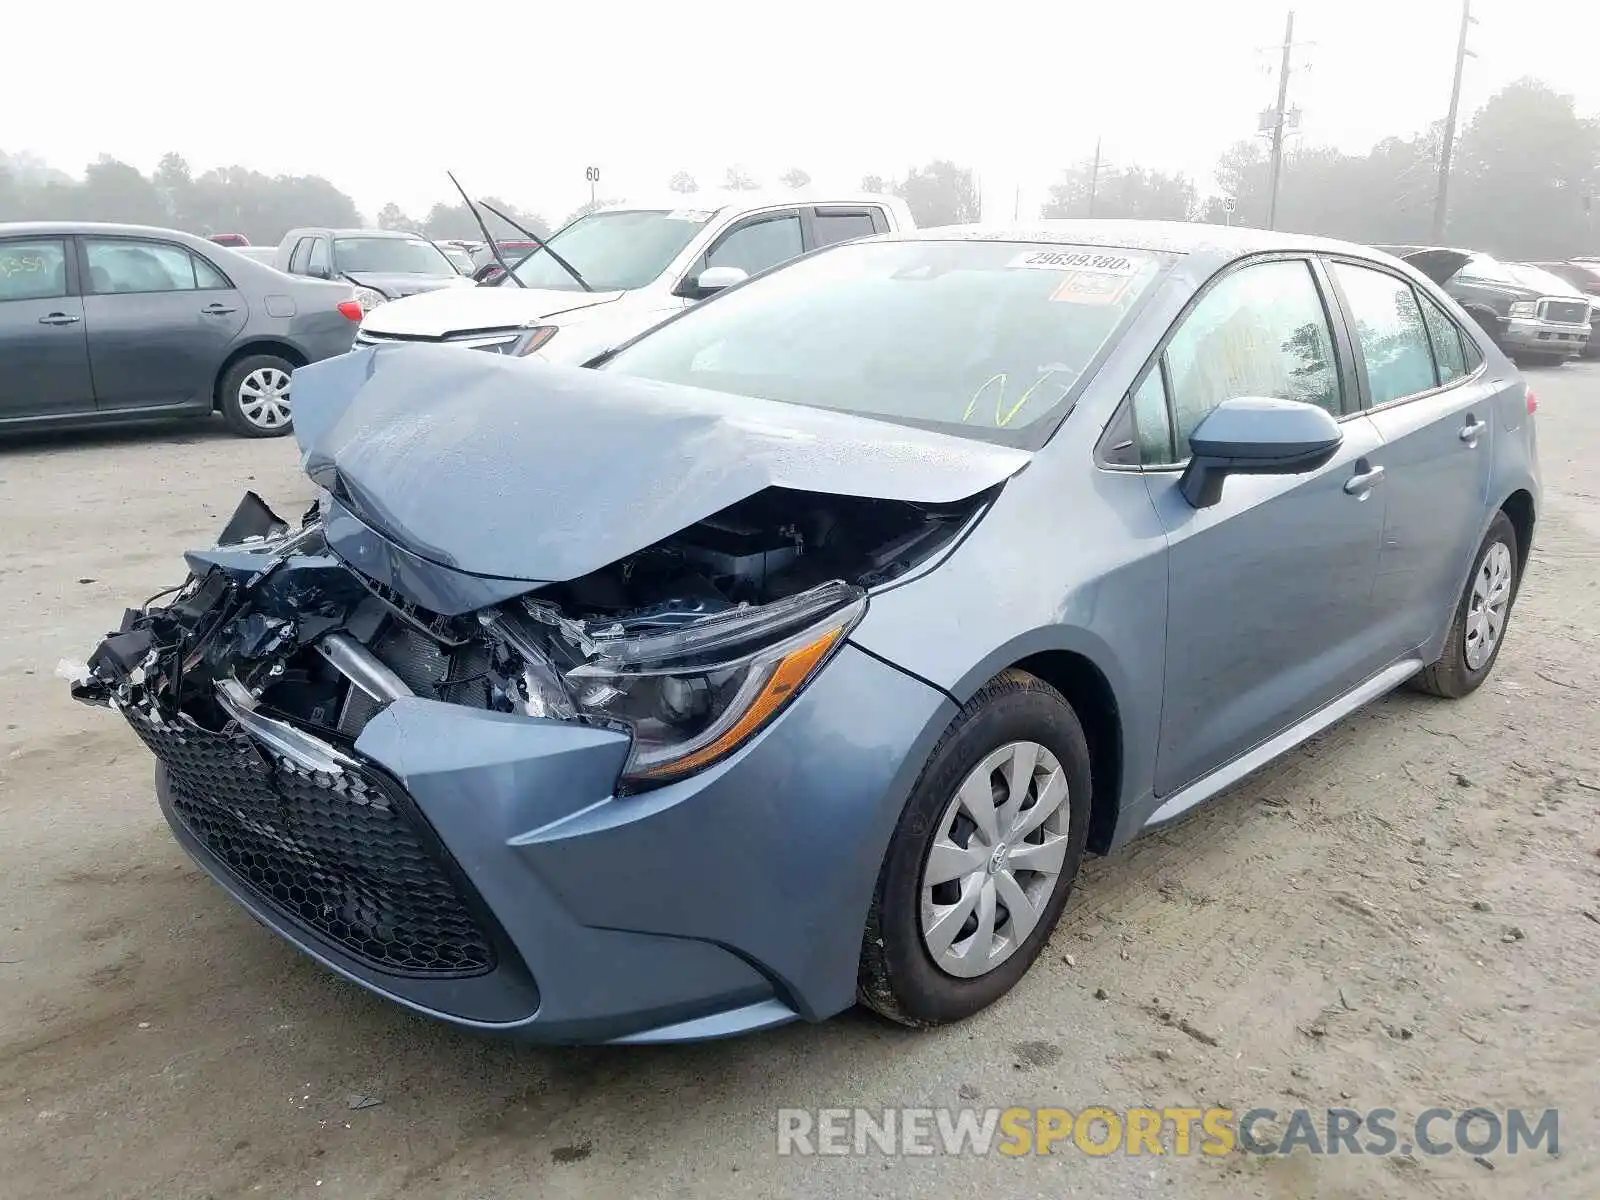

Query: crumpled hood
292;345;1031;583
358;283;625;337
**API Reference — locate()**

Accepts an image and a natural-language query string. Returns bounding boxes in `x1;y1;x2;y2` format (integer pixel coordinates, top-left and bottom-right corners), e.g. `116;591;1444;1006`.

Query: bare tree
668;170;699;194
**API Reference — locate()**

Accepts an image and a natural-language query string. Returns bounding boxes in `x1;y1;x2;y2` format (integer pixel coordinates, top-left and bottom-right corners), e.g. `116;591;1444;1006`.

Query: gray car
72;221;1539;1044
275;227;477;313
0;222;362;437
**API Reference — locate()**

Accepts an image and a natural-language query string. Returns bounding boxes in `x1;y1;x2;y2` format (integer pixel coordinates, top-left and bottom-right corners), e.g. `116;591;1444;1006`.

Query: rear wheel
1411;511;1520;699
859;669;1091;1027
219;354;295;437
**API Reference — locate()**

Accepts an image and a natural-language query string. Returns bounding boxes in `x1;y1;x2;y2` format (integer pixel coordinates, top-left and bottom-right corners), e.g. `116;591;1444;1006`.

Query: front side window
602;239;1172;446
84;239;198;294
307;238;332;276
332;236;455;277
507;209;712;291
0;239;68;301
1331;262;1437;406
1162;258;1341;452
705;214;804;276
288;237;313;274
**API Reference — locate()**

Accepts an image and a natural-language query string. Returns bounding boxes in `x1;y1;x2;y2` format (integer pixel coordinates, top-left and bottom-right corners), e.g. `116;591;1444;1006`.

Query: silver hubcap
1464;541;1513;670
920;741;1070;979
238;366;292;429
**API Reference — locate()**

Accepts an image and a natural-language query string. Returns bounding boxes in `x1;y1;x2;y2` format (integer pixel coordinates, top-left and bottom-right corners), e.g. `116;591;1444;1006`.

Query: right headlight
557;583;866;786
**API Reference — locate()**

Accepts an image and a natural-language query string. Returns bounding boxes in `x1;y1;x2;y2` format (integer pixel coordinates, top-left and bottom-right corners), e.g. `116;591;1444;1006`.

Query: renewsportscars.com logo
775;1106;1560;1158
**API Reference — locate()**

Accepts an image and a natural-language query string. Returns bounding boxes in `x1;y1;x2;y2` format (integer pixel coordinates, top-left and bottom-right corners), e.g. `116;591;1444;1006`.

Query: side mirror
673;265;748;300
1179;397;1343;509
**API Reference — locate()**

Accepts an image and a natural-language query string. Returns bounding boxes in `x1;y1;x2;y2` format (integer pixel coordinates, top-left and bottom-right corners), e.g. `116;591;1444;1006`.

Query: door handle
1459;416;1485;445
201;303;239;316
1344;461;1386;498
37;312;81;326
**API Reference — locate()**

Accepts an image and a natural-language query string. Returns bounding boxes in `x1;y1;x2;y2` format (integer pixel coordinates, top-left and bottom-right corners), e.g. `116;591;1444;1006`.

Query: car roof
896;219;1383;258
0;220;218;245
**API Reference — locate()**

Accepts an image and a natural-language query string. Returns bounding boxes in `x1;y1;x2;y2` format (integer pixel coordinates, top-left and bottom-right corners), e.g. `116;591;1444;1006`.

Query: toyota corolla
71;222;1538;1044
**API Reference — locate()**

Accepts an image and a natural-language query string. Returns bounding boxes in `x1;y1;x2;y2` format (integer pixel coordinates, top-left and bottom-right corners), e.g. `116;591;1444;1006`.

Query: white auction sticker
1007;248;1142;274
666;209;713;222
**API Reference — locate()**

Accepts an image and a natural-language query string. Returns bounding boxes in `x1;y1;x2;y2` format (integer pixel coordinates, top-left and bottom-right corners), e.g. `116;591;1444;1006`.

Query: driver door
1133;257;1390;795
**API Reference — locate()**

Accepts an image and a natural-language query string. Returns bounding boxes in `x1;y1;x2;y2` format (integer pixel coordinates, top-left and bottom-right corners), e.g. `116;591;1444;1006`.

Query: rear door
1133;256;1389;795
0;235;95;419
80;236;248;411
1324;257;1502;656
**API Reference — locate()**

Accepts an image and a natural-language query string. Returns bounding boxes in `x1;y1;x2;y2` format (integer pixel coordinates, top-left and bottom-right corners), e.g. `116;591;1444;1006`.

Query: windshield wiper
446;170;525;289
480;200;594;293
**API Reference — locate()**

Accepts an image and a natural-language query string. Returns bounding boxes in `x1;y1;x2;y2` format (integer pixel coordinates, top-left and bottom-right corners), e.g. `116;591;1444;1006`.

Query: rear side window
193;255;231;290
812;209;879;249
0;239;68;301
1417;291;1469;384
1161;258;1342;456
307;238;332;275
1331;262;1438;405
288;237;314;274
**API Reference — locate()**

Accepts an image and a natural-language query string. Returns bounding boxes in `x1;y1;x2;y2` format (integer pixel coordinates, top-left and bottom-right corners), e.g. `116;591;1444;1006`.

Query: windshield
601;239;1173;445
333;236;456;277
1456;254;1518;285
504;209;713;291
1506;263;1583;295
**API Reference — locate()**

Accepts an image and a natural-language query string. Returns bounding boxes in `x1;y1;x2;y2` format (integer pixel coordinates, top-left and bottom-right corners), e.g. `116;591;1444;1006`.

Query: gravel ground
1;365;1596;1200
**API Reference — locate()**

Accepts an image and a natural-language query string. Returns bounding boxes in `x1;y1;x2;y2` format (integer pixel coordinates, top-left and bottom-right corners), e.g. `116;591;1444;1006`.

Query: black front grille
1540;299;1590;324
125;705;496;978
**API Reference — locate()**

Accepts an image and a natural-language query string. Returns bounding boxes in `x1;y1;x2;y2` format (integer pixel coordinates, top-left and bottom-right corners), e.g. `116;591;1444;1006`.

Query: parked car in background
208;233;250;248
0;221;362;437
469;240;543;284
1528;259;1600;356
434;241;475;275
1377;245;1590;363
229;246;279;266
77;221;1538;1042
275;227;475;314
357;192;914;363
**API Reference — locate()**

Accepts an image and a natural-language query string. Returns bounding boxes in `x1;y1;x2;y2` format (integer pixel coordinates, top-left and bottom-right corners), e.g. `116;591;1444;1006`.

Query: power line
1432;0;1477;242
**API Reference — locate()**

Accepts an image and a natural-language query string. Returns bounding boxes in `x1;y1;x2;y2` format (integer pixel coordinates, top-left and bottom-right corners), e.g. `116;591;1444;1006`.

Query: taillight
337;299;363;322
1526;385;1538;414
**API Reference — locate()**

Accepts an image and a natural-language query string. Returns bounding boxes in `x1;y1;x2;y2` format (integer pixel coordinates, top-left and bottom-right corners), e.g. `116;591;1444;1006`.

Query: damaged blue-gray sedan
72;222;1539;1044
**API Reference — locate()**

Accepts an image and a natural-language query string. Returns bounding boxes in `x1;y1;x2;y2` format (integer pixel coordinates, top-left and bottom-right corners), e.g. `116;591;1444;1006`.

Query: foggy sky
8;0;1598;222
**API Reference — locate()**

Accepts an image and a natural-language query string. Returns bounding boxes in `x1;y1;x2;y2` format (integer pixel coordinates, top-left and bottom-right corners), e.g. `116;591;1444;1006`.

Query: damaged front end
74;481;989;788
71;484;988;979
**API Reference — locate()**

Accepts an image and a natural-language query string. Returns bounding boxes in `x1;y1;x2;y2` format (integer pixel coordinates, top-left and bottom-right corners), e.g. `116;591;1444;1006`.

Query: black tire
858;669;1092;1028
218;354;296;438
1411;511;1521;699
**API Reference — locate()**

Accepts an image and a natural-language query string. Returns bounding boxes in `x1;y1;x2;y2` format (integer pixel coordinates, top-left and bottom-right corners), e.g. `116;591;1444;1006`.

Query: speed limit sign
585;166;600;183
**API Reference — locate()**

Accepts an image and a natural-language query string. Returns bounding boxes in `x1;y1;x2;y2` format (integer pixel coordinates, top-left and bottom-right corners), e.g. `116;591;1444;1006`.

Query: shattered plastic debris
54;659;92;686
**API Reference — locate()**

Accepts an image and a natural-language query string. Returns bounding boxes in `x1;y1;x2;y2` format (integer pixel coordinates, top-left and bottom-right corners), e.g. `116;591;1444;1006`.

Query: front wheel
1411;511;1520;699
858;669;1091;1027
219;354;296;438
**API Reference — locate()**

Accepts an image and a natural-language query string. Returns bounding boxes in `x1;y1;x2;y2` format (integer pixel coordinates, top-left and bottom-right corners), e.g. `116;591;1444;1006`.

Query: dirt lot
2;367;1597;1200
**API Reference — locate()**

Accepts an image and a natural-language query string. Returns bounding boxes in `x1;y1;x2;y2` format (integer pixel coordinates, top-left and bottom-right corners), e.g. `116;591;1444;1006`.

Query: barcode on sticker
1008;249;1141;274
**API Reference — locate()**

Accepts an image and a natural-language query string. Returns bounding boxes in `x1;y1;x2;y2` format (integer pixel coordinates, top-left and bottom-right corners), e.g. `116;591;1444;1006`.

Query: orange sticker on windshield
1048;270;1133;304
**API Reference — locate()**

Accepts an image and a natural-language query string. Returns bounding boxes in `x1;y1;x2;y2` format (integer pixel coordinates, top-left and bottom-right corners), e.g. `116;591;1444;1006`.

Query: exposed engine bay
73;485;990;791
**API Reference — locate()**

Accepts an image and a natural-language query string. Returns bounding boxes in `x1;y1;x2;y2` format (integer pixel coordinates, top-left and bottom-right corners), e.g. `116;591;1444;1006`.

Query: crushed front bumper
140;642;948;1043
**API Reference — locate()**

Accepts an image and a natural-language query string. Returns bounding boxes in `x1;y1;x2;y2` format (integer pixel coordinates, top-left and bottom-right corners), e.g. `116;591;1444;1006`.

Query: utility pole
1087;138;1103;217
1014;182;1021;221
1266;11;1295;230
1432;0;1476;243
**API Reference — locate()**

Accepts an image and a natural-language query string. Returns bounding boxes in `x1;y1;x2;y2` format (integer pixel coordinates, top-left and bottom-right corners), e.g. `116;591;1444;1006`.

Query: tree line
3;77;1596;257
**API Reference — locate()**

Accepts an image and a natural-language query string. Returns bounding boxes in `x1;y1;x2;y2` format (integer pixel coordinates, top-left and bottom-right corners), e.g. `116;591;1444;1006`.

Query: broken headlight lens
353;286;388;312
563;583;866;786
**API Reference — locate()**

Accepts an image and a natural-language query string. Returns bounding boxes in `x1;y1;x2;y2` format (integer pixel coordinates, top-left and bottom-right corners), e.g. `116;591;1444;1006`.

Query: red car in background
208;233;250;247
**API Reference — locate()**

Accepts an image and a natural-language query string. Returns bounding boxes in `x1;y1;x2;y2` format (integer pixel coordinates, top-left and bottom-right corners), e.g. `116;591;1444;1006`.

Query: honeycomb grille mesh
125;704;496;977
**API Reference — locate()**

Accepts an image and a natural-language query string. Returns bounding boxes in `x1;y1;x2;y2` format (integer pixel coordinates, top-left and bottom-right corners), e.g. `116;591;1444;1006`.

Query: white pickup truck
353;191;915;365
